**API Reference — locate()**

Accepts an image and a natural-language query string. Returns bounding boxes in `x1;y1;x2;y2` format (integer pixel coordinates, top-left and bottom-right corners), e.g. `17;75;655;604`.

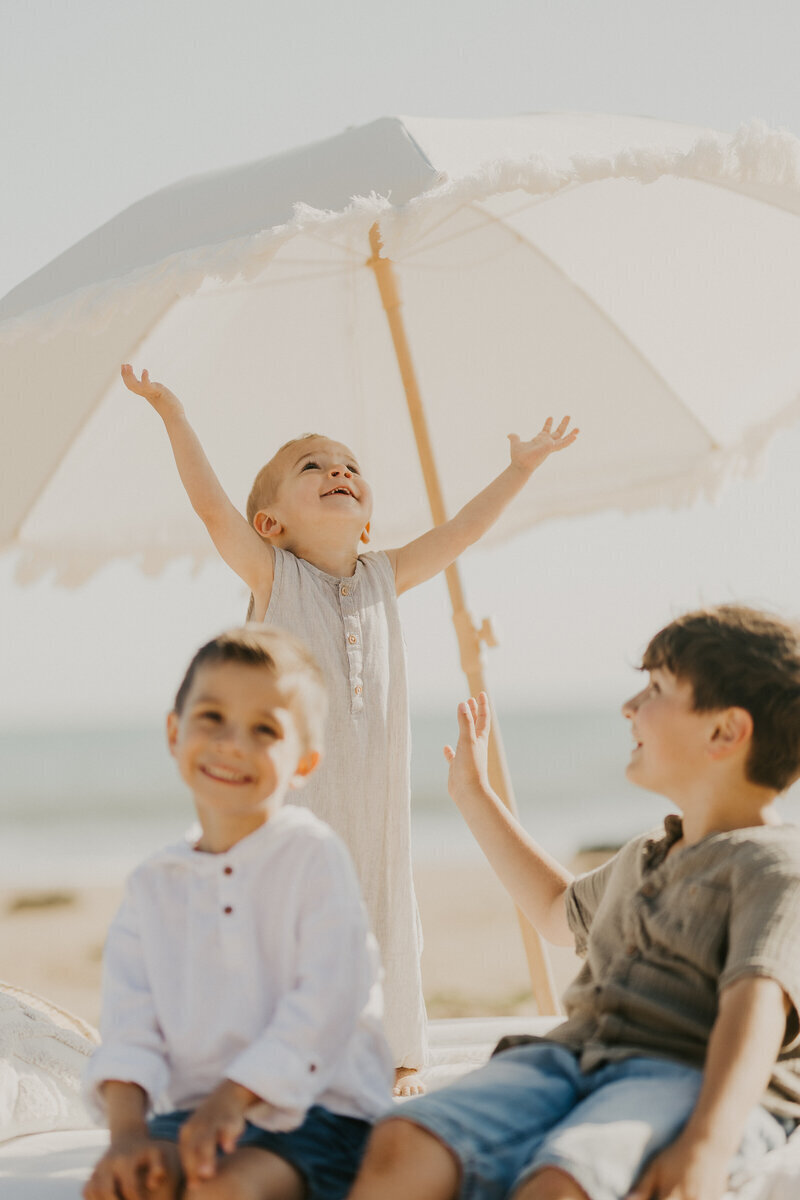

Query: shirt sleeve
720;843;800;1050
82;882;170;1121
225;834;381;1129
564;848;624;956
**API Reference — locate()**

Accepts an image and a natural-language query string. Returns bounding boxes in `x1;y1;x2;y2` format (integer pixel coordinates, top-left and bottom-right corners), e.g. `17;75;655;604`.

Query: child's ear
290;750;321;789
166;711;179;756
708;707;753;759
360;522;371;545
253;510;284;541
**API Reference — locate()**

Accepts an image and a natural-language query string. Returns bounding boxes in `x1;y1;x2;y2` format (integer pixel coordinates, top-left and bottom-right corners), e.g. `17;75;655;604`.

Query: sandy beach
0;858;585;1030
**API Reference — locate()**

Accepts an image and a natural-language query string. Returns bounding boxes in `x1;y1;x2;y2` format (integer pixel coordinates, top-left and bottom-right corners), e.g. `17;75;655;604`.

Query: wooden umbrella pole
367;223;560;1016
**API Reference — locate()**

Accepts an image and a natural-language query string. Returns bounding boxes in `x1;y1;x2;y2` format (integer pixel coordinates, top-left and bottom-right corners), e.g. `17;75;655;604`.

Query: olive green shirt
549;816;800;1118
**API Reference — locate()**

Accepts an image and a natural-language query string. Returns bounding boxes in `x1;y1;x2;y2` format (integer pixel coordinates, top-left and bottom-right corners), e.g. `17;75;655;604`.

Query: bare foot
393;1066;425;1097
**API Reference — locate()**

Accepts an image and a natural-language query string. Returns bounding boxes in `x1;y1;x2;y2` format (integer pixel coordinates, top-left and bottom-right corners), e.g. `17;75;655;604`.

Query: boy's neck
193;807;272;854
280;531;361;578
674;776;781;847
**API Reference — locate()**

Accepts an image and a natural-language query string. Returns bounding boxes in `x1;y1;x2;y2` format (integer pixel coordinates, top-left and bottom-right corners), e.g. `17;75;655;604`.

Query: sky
3;0;800;726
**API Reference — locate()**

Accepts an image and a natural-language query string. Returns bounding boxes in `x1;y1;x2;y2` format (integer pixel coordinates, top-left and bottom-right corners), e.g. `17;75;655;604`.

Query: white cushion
0;982;99;1143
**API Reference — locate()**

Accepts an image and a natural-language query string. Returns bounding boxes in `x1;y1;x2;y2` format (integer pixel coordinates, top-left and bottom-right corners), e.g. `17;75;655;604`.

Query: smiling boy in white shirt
83;626;393;1200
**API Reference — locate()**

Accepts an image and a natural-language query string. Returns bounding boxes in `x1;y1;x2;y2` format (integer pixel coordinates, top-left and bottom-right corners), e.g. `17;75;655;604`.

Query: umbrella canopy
5;113;800;584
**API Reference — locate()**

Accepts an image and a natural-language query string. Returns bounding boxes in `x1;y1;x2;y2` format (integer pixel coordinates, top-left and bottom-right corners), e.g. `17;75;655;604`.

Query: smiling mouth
322;486;356;498
200;765;253;785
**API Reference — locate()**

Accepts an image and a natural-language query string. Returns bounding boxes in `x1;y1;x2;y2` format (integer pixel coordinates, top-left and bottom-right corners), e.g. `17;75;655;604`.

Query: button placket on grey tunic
263;548;427;1067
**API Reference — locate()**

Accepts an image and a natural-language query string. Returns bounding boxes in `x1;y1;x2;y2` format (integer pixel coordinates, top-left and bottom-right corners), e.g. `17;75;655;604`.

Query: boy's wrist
507;459;535;481
102;1080;150;1139
107;1110;150;1144
217;1078;261;1112
157;398;186;423
451;777;495;809
677;1121;736;1162
109;1124;150;1149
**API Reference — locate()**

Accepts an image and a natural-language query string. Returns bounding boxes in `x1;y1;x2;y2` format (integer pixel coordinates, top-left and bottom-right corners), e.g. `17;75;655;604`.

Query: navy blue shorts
147;1104;371;1200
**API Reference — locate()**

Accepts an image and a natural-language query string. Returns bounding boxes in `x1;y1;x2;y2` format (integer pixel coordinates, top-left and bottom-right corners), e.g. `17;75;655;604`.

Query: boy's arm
121;365;274;603
628;975;790;1200
445;693;574;946
83;1082;170;1200
84;888;171;1122
385;417;578;595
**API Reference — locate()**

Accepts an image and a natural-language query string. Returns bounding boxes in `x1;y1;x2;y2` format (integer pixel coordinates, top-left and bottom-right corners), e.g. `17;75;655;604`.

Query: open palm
120;363;180;414
509;416;579;472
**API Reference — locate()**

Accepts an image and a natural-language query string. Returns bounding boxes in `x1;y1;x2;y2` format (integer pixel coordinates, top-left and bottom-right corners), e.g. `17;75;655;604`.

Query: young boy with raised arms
82;626;394;1200
120;362;578;1094
348;605;800;1200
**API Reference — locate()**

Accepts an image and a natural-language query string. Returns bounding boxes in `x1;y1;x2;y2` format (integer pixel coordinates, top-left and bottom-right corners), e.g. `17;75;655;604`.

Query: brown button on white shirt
550;816;800;1118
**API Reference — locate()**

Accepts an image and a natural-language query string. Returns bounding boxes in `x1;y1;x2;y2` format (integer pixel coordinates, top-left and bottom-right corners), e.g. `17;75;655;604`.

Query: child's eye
198;710;222;722
301;461;320;471
255;724;278;738
347;464;360;474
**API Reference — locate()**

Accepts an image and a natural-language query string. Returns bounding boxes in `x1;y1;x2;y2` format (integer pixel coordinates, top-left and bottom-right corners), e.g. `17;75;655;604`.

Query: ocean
3;709;799;887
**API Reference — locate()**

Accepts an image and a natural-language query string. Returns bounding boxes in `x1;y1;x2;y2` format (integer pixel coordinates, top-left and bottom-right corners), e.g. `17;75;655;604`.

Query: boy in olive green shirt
349;605;800;1200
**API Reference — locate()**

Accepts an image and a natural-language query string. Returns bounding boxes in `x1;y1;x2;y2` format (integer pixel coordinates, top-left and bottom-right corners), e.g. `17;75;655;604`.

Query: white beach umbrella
5;112;800;1010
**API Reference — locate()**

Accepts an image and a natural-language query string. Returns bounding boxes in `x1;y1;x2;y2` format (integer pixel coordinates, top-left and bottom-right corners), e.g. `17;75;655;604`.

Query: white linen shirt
84;806;394;1131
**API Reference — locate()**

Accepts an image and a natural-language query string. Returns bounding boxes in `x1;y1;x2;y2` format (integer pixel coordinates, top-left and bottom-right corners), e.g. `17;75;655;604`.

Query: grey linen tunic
551;816;800;1118
263;548;427;1067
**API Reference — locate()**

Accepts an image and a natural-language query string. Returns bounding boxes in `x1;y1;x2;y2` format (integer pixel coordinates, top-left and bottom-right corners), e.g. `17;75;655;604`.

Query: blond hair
245;433;327;526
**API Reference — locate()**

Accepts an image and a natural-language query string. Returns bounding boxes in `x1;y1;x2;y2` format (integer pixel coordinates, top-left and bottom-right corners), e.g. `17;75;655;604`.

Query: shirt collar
157;805;312;872
642;813;684;871
294;553;364;586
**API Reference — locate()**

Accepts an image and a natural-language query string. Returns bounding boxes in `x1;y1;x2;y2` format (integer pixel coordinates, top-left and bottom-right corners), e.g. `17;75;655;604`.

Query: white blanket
1;1015;799;1199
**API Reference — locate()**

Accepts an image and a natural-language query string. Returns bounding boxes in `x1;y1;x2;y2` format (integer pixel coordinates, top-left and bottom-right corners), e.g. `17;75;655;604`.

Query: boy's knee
189;1176;256;1200
350;1116;461;1199
513;1166;589;1200
188;1179;233;1200
363;1117;434;1167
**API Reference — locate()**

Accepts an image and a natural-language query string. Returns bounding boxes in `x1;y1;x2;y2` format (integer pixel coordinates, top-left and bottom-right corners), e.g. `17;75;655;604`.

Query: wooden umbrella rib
366;221;560;1016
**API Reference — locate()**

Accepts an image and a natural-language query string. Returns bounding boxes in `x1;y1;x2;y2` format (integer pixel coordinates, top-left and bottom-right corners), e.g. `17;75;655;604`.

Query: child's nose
214;725;246;752
329;466;351;477
621;690;642;718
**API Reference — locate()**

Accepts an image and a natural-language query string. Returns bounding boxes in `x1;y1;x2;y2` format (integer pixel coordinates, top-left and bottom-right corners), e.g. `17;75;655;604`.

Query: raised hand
120;363;182;417
508;416;579;473
443;692;492;801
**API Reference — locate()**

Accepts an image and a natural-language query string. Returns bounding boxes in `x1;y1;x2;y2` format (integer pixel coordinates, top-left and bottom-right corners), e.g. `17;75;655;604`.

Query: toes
392;1073;426;1098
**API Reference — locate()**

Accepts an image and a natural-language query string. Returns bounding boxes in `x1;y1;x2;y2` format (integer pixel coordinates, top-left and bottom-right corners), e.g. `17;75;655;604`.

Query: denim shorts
147;1104;371;1200
395;1040;789;1200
